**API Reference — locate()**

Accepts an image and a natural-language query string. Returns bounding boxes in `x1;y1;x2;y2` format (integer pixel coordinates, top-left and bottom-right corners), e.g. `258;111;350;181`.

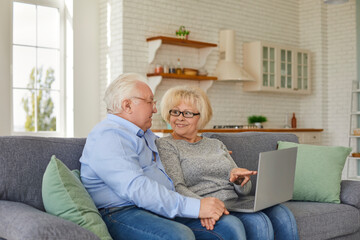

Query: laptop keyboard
236;199;255;209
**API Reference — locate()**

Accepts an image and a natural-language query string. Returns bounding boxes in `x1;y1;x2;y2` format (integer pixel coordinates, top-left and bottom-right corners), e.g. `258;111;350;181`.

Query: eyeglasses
169;109;200;118
130;97;157;110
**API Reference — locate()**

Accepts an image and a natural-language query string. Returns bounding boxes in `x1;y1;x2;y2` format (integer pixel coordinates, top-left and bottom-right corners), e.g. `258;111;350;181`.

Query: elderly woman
156;86;299;240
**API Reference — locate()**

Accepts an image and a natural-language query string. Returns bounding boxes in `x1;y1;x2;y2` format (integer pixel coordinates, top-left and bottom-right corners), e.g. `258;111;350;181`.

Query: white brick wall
298;0;326;134
98;0;357;154
327;1;357;177
99;0;124;119
327;1;356;145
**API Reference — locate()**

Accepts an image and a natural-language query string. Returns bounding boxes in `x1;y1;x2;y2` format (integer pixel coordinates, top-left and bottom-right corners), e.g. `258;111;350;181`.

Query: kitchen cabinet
243;41;311;94
146;36;217;93
293;132;322;145
152;128;323;144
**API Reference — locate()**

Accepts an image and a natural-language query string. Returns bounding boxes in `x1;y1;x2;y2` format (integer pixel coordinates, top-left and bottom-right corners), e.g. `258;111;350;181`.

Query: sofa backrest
0;136;86;211
0;133;298;210
202;132;299;195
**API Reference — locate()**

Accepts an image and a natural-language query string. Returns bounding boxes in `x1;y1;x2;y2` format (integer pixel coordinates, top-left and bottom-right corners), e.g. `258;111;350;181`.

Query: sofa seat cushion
0;200;100;240
283;201;360;240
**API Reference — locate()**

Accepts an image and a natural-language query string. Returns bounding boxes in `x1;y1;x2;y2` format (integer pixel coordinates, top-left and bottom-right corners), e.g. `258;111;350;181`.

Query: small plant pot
254;122;262;128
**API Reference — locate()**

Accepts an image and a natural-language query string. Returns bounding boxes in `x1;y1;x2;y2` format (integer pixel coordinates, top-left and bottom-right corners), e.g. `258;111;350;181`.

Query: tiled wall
99;0;356;151
327;1;356;147
299;0;356;149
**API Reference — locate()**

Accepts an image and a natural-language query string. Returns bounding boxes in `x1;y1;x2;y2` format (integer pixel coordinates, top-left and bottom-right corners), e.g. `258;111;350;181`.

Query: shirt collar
136;129;145;138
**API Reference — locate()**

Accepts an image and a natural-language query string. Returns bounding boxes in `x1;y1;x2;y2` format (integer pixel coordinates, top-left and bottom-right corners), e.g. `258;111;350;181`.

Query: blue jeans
100;204;298;240
231;204;299;240
100;205;246;240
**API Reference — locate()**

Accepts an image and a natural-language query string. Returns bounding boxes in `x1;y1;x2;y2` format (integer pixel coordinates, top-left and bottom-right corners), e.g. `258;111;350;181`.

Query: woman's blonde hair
104;73;148;114
160;86;213;129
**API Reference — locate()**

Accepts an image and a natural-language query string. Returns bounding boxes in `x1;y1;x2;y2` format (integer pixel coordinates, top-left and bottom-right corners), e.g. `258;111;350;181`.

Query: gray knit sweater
156;136;251;202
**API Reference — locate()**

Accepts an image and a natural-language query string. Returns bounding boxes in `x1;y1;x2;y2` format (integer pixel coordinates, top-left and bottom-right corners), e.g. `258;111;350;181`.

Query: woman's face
169;101;200;138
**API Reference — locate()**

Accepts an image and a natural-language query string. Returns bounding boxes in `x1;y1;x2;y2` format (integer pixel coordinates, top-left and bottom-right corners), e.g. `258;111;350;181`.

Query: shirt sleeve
88;130;200;219
156;138;203;199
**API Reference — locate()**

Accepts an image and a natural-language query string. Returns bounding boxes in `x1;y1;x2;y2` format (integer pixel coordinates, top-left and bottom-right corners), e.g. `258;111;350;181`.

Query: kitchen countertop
151;128;323;133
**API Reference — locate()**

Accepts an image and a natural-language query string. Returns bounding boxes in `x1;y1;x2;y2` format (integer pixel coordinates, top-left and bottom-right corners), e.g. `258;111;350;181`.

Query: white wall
299;0;356;148
98;0;124;118
99;0;357;148
73;0;100;137
298;0;327;134
326;1;356;146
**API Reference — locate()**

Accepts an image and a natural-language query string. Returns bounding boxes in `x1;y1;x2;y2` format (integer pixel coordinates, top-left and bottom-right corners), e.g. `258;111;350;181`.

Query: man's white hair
104;73;149;114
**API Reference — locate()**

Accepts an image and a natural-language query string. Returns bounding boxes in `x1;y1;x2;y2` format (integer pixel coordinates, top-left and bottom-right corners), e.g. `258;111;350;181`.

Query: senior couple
80;73;299;240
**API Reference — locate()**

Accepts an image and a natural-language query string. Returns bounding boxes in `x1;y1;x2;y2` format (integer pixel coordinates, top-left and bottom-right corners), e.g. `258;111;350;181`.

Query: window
12;0;68;136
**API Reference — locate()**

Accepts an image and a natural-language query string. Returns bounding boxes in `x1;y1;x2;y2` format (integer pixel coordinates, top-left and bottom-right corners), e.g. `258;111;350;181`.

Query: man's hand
199;197;229;221
229;168;257;187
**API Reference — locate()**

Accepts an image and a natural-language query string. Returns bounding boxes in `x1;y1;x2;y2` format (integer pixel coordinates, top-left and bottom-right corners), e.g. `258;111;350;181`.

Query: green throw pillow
42;155;113;240
278;141;351;203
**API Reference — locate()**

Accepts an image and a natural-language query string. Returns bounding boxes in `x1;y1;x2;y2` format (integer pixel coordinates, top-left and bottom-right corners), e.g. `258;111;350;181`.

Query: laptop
224;147;298;213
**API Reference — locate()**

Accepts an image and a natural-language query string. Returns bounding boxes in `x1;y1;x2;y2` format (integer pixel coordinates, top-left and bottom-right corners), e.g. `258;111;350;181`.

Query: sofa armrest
340;180;360;208
0;200;100;240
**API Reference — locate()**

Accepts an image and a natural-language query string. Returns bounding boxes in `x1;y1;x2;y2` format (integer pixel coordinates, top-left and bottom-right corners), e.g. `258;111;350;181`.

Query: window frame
11;0;66;137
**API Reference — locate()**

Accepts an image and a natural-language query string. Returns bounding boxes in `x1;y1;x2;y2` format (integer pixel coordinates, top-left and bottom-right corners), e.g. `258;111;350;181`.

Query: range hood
215;29;255;81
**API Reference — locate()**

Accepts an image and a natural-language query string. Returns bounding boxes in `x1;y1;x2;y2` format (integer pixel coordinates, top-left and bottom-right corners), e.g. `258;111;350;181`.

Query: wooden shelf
146;36;218;93
146;36;217;48
147;73;217;81
151;128;324;133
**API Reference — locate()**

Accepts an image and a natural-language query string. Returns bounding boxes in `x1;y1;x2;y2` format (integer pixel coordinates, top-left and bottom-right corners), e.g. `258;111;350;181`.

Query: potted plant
247;115;267;128
176;26;190;40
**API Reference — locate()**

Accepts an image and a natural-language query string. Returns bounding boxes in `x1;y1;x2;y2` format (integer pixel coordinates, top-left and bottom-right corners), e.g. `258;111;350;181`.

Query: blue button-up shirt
80;114;200;219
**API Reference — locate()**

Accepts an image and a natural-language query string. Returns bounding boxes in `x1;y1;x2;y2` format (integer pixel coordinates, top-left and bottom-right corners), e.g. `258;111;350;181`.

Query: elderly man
80;73;234;240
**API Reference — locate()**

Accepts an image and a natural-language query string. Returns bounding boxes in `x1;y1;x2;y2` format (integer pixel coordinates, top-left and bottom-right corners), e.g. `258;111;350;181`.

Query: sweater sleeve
219;141;252;196
234;180;252;196
156;138;202;199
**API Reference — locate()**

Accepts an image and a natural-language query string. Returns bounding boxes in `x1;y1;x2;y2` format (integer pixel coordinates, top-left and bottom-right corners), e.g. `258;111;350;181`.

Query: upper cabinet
243;41;311;94
146;36;217;93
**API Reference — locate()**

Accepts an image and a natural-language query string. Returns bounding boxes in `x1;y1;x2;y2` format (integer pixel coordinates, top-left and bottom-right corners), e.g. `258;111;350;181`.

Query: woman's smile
174;122;188;128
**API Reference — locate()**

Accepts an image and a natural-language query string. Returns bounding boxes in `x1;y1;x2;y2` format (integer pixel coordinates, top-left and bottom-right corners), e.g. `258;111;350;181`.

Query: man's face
129;82;157;131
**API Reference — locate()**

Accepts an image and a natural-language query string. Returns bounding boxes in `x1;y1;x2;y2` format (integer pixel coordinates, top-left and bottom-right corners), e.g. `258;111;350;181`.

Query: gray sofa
0;136;99;240
0;132;359;239
203;132;360;240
